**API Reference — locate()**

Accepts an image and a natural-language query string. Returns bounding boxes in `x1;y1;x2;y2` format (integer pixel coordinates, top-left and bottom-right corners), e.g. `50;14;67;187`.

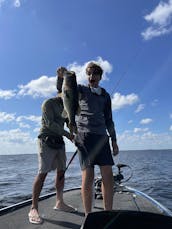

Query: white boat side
125;185;172;217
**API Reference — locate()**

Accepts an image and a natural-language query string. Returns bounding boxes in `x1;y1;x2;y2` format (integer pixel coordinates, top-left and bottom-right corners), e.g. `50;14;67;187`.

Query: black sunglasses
87;69;102;76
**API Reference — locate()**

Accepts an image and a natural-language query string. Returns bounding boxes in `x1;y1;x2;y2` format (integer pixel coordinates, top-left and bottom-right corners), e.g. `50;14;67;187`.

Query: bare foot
28;208;43;224
53;203;77;213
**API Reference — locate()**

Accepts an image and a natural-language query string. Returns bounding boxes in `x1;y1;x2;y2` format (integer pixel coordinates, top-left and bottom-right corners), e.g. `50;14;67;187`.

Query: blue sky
0;0;172;155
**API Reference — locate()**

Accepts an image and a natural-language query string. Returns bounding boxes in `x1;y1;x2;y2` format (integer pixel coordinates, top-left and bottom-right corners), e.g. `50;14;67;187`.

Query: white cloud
13;0;20;7
5;129;32;142
111;92;139;110
135;104;145;113
0;0;21;8
140;118;153;124
17;76;57;98
16;115;41;130
145;0;172;26
117;131;172;150
19;57;111;99
141;26;172;40
142;0;172;40
18;122;31;129
1;128;171;154
1;57;112;99
133;127;149;133
170;125;172;131
0;112;16;122
16;115;41;124
151;99;158;107
0;89;16;99
33;127;40;133
0;129;37;155
0;127;77;155
0;111;41;131
68;57;112;84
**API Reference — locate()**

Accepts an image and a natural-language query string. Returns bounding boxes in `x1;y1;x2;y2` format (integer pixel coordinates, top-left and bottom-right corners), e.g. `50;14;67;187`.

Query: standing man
28;67;77;225
75;62;119;216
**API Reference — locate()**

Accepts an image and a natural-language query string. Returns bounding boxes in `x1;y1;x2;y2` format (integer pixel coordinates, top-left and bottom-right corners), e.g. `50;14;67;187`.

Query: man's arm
42;100;71;139
104;93;119;155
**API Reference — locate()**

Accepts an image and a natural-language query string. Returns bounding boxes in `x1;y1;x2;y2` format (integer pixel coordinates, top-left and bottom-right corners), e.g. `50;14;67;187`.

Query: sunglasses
87;69;102;76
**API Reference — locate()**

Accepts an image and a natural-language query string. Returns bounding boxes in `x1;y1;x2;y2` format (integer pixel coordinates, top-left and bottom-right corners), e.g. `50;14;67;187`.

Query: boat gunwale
125;185;172;217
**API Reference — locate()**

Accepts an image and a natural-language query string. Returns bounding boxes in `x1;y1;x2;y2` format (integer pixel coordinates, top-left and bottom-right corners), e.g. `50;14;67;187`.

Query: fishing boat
0;163;172;229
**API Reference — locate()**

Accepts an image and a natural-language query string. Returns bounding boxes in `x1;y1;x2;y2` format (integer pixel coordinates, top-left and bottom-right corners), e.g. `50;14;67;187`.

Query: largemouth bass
62;71;79;134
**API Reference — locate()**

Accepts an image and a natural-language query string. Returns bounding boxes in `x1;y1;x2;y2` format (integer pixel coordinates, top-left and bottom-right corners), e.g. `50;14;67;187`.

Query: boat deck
0;187;168;229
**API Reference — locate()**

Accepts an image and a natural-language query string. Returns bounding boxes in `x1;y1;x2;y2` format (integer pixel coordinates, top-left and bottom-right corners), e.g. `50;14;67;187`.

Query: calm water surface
0;149;172;211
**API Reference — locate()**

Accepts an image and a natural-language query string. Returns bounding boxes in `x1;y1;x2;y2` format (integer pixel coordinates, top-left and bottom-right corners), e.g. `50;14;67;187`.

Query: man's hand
57;67;67;78
111;140;119;156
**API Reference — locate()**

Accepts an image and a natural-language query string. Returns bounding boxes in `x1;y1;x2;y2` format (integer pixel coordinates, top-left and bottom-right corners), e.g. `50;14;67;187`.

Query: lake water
0;149;172;211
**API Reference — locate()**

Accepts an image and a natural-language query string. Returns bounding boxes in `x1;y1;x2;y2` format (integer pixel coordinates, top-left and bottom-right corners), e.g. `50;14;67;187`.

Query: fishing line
109;46;144;173
110;46;144;97
107;49;143;223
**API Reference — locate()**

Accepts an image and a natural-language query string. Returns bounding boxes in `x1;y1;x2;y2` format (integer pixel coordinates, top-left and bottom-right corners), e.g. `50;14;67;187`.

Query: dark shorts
75;132;114;170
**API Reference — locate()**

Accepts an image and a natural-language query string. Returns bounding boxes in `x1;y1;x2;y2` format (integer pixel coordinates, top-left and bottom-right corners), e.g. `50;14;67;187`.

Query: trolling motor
95;163;133;199
114;163;132;184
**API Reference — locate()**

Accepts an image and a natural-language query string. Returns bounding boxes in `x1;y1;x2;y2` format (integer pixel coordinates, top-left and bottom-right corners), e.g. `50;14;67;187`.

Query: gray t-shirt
77;85;117;141
39;97;69;138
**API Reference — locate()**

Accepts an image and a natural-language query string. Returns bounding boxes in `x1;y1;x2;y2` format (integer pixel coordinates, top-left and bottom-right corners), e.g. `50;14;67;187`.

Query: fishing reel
95;163;133;199
114;163;133;184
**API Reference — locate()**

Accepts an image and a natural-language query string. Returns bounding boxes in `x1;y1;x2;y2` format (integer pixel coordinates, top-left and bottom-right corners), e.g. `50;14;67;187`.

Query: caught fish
62;70;79;134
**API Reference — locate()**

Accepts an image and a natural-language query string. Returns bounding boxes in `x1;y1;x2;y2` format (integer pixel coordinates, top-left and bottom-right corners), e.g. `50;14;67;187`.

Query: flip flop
28;209;43;224
53;205;78;213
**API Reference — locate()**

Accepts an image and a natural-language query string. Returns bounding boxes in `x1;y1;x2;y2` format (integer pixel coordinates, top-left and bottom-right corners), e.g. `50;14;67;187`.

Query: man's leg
81;168;94;216
31;173;47;210
28;173;47;224
55;170;65;206
100;165;114;210
54;170;77;212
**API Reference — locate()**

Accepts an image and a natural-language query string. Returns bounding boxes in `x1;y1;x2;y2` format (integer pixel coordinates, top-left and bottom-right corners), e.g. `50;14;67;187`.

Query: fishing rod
108;46;144;166
59;136;90;180
59;149;78;180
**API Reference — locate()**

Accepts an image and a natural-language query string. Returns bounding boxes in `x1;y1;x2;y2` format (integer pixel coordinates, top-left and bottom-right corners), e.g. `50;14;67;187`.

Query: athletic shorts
75;132;114;170
37;138;66;173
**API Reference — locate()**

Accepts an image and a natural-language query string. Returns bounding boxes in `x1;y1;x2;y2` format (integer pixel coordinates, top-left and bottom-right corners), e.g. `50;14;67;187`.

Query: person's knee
55;171;64;189
35;173;47;184
101;166;113;180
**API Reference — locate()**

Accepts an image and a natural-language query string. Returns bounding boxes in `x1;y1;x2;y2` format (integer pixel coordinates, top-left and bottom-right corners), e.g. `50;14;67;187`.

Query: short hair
86;62;103;78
